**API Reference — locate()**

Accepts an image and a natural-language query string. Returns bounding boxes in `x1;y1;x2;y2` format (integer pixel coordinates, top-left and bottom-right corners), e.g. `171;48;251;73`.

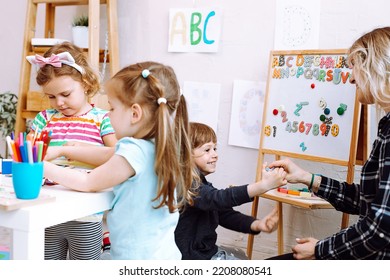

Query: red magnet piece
311;83;315;89
273;109;279;115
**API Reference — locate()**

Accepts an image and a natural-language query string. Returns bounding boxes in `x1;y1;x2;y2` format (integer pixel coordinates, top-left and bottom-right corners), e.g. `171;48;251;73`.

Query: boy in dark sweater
175;122;287;260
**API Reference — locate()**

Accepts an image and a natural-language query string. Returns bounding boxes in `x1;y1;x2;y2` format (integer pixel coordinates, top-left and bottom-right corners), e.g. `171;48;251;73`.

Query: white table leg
12;229;44;260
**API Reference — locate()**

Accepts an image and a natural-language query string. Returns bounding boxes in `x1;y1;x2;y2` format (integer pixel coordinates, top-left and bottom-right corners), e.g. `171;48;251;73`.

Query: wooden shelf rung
32;0;106;6
21;110;41;120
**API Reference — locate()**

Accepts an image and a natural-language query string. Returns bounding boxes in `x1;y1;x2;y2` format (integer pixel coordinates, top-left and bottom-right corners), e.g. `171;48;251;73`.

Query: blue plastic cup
12;162;44;200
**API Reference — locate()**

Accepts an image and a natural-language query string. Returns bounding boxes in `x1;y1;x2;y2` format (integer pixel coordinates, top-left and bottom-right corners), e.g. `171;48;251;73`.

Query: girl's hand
43;146;63;161
251;207;279;233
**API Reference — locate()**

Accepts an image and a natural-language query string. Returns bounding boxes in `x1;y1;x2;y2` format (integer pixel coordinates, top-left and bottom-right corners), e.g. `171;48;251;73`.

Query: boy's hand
260;163;287;191
247;164;287;197
251;207;278;233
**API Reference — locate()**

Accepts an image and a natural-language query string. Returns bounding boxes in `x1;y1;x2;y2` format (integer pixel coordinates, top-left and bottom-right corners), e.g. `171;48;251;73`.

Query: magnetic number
331;124;339;137
299;121;305;133
305;123;312;135
285;121;298;133
281;111;288;123
292;121;298;133
320;123;330;136
312;124;319;136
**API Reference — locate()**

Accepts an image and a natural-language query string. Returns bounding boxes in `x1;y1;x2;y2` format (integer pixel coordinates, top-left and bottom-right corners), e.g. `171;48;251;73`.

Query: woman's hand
292;237;317;260
268;158;312;186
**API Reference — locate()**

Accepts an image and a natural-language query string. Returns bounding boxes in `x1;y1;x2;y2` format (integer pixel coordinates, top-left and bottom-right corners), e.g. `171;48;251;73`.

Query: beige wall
1;0;389;259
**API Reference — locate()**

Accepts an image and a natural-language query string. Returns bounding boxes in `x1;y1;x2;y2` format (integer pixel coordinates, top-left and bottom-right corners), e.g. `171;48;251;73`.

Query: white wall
1;0;389;259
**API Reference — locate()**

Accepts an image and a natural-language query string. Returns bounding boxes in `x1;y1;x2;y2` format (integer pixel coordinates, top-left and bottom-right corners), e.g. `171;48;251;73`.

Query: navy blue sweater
175;174;260;260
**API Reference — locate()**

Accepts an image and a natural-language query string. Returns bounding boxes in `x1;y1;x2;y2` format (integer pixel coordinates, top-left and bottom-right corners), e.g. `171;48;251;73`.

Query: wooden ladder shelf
15;0;119;134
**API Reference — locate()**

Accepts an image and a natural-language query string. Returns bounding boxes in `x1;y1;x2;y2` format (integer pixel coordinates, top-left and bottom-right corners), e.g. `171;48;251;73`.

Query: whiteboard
261;50;357;162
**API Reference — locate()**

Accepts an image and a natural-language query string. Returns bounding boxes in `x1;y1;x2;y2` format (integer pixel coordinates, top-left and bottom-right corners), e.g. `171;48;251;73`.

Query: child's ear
82;83;90;95
130;103;143;123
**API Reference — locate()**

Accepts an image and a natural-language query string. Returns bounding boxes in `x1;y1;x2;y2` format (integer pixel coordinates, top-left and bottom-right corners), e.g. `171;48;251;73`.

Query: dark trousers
266;253;295;260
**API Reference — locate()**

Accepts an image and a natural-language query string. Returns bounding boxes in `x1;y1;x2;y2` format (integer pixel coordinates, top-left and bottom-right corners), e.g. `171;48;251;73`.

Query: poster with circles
261;50;357;162
228;80;266;149
274;0;320;50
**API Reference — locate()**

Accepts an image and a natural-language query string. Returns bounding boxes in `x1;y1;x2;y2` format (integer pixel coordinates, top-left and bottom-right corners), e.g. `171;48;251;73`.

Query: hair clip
141;69;150;78
26;52;84;74
157;97;167;105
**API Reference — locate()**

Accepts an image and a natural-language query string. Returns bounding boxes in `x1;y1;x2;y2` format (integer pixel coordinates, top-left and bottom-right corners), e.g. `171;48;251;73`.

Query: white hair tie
157;97;167;105
26;52;84;74
141;69;150;78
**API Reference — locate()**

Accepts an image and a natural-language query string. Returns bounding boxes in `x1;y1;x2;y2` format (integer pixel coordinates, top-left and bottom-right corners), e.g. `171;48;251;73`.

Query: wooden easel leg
88;0;100;72
106;0;120;75
277;202;284;254
16;0;37;134
341;213;349;228
246;195;259;259
45;3;55;38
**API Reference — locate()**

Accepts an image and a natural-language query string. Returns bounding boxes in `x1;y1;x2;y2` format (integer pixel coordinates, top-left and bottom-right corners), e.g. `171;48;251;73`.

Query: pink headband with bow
26;52;84;74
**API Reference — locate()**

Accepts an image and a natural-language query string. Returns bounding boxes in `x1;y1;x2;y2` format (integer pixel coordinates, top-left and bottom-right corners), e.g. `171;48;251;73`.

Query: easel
246;49;366;258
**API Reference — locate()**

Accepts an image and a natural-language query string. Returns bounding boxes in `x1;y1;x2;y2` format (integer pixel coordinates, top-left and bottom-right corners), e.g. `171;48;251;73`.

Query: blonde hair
110;61;194;212
348;27;390;113
35;42;100;97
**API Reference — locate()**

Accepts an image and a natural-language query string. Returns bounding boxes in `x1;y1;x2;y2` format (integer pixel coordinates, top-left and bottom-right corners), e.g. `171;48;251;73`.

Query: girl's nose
56;97;65;107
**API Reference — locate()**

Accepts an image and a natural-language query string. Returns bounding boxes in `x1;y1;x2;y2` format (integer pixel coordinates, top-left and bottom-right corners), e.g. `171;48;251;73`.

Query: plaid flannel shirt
314;113;390;259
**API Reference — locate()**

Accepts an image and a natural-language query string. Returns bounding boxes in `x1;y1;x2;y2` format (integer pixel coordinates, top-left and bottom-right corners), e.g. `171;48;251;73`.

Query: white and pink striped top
31;106;114;147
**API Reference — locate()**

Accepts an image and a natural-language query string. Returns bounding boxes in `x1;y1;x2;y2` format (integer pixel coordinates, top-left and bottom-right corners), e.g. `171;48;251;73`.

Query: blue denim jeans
211;246;246;260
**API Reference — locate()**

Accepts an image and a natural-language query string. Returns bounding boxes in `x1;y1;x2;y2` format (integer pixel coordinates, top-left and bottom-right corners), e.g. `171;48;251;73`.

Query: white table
0;175;113;260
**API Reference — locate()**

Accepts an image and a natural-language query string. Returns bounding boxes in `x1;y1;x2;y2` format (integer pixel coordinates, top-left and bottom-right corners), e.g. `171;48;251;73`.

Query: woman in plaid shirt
269;27;390;260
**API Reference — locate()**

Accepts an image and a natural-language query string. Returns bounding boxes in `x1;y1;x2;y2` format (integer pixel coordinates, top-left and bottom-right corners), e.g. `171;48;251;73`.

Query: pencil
19;143;26;162
37;141;44;162
13;141;22;162
33;144;37;163
5;136;14;159
10;140;19;162
26;140;33;163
